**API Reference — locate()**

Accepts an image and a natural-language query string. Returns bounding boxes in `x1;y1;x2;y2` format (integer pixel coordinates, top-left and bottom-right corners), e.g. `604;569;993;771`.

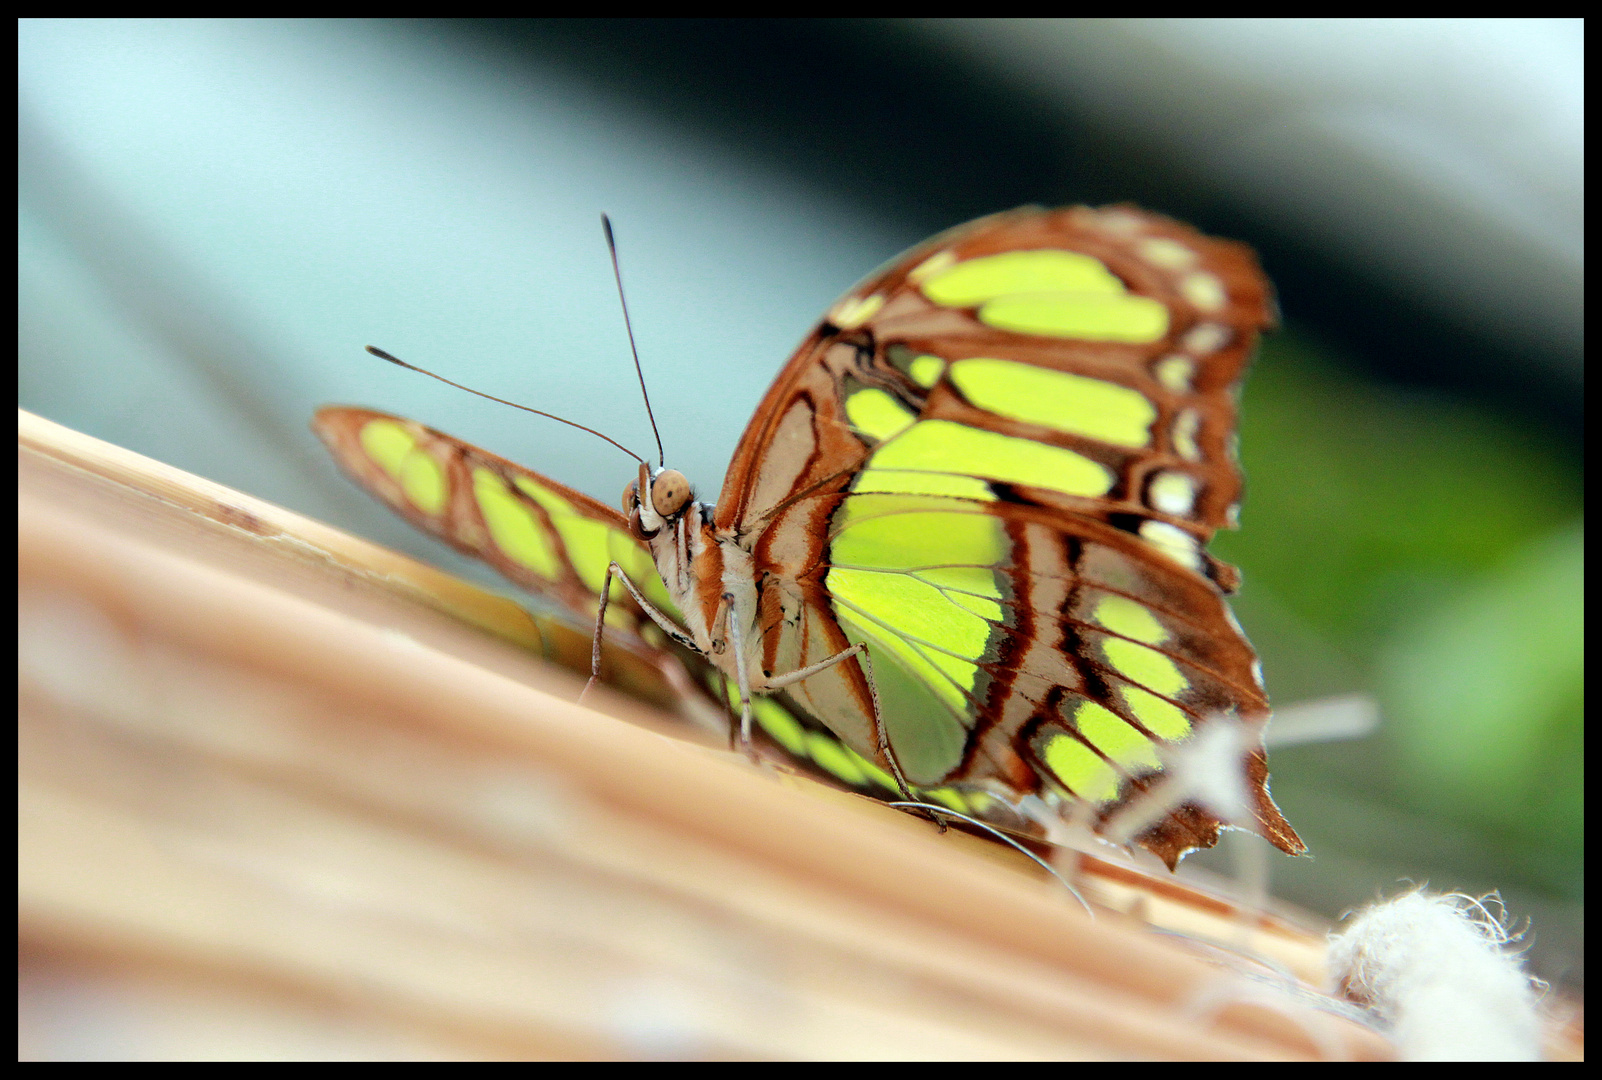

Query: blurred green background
19;19;1581;990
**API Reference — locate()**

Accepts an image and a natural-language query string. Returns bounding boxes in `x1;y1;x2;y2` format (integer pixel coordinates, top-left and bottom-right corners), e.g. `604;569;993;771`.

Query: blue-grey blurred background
19;19;1582;989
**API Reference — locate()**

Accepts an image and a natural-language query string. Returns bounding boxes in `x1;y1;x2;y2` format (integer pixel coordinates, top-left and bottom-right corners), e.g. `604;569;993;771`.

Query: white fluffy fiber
1327;890;1543;1061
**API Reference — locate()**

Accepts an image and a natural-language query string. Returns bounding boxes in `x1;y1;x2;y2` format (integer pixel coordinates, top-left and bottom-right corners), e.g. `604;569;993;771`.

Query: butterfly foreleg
581;561;703;703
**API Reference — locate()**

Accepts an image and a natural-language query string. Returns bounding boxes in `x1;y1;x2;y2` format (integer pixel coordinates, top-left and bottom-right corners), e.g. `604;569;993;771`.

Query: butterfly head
624;461;694;538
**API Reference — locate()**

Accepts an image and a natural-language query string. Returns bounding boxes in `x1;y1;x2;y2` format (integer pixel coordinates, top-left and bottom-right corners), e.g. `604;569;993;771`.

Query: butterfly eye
651;469;691;518
621;479;639;515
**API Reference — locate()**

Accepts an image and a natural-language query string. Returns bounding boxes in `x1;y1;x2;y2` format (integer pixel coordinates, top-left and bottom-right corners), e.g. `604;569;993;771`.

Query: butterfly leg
721;590;861;758
760;642;921;807
716;597;920;808
719;593;763;762
581;561;703;703
722;618;942;829
714;670;738;754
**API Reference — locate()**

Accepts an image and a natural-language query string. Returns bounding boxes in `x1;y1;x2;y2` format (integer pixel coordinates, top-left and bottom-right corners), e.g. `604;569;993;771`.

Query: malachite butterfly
315;205;1304;868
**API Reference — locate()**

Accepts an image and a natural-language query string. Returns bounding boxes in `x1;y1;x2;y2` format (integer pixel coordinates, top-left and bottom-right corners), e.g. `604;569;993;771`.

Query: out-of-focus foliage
1215;330;1582;900
1381;524;1582;894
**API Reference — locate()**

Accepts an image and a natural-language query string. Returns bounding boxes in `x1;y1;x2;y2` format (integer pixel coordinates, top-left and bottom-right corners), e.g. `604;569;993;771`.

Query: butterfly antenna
602;213;666;467
364;345;643;463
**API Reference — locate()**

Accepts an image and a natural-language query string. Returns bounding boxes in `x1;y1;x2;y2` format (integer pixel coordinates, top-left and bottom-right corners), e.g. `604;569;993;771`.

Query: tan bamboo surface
20;407;1401;1060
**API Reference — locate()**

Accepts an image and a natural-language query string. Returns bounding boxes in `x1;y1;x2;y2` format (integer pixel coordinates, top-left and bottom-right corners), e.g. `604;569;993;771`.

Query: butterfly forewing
313;408;678;641
716;205;1300;866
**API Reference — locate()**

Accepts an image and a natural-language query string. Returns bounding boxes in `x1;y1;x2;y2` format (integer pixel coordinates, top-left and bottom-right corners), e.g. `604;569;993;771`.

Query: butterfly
314;205;1304;869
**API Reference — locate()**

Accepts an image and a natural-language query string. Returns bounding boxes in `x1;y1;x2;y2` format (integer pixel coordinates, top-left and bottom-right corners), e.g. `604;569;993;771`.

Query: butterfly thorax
630;465;790;699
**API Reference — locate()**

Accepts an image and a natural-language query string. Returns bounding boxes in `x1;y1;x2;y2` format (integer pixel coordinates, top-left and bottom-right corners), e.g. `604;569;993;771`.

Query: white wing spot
1153;355;1195;393
1138;520;1204;571
1136;237;1197;271
1181;322;1231;356
1093;209;1145;236
1173;409;1202;462
1149;471;1198;516
1181;272;1227;313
